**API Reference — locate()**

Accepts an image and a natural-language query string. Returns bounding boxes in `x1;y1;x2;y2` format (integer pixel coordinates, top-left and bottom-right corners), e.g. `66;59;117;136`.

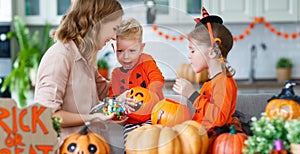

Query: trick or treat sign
0;99;58;154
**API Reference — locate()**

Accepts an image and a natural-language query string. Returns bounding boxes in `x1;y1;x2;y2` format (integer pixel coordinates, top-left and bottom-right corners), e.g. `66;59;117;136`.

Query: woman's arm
53;110;114;127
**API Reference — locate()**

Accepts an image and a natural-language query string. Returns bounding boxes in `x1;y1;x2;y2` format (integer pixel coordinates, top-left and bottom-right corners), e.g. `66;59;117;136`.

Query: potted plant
285;118;300;153
0;16;54;108
97;58;109;79
97;52;112;79
276;57;293;82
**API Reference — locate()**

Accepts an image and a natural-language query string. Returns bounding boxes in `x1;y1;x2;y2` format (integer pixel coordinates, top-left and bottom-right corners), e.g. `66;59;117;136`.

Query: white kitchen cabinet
0;0;12;22
256;0;298;22
202;0;298;23
16;0;71;25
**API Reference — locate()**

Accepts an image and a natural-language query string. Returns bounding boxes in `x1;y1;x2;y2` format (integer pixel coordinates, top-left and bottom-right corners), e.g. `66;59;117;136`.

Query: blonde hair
116;18;143;42
54;0;123;67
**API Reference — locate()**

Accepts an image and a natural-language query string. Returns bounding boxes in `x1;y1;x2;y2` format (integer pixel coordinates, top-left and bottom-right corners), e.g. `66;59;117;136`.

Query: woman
34;0;124;144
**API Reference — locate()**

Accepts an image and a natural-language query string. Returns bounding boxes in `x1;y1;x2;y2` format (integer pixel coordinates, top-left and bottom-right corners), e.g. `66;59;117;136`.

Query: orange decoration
239;35;244;40
284;33;289;39
266;99;300;119
158;31;163;36
179;36;185;41
233;37;237;42
269;27;276;33
151;98;191;127
277;31;282;36
244;29;250;35
254;17;260;23
264;22;270;28
152;26;186;41
152;17;299;42
126;86;159;123
212;125;248;154
152;25;157;31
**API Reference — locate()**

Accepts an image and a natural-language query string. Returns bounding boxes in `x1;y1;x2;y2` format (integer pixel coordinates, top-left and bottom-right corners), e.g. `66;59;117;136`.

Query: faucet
248;45;257;84
248;43;267;84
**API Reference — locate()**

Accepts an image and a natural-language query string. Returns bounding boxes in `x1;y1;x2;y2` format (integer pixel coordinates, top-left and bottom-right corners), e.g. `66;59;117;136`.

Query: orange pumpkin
265;99;300;119
177;63;208;83
151;98;191;127
126;86;159;123
212;125;248;154
125;120;208;154
60;122;110;154
265;82;300;119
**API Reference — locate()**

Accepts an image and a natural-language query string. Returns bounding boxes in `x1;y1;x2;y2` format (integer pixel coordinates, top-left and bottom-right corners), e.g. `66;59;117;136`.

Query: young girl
172;7;241;150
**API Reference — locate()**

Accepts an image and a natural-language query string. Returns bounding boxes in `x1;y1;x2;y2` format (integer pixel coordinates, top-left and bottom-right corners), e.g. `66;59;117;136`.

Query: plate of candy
90;97;128;123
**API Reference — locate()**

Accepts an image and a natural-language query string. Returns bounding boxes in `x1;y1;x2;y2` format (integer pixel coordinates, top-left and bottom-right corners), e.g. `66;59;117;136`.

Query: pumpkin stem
229;125;236;134
78;117;109;135
79;121;91;135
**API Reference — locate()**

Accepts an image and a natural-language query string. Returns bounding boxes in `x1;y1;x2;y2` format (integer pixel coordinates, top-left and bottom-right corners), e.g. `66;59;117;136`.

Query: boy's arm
143;59;165;100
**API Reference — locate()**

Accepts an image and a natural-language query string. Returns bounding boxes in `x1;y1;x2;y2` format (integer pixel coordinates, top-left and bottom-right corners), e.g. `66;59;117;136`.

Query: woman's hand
91;113;116;121
172;77;195;98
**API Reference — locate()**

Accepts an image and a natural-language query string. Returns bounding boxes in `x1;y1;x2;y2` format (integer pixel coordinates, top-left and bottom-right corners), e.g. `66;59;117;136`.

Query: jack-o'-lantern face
125;86;159;123
60;132;110;154
266;99;300;119
127;86;151;104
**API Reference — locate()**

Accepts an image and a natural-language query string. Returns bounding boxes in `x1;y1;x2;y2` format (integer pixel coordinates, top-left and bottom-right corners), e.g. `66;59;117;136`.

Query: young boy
108;18;164;142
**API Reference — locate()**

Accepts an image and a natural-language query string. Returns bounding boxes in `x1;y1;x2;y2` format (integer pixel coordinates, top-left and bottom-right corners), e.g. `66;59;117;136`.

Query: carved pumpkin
126;86;159;123
265;82;300;119
211;125;248;154
125;120;208;154
151;98;191;127
266;99;300;119
177;63;208;83
60;122;110;154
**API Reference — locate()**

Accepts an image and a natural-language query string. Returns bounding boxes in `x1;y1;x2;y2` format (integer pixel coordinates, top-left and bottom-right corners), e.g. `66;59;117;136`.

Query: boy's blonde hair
116;18;143;42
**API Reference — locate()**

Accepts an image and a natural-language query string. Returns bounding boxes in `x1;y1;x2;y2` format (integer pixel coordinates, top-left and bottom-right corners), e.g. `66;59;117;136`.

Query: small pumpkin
177;63;208;83
265;99;300;119
126;86;159;123
265;81;300;119
151;98;191;127
60;120;110;154
125;120;208;154
211;125;248;154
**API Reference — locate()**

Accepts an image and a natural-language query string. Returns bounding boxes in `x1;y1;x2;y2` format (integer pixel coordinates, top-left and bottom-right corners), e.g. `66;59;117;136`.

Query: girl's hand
172;77;195;98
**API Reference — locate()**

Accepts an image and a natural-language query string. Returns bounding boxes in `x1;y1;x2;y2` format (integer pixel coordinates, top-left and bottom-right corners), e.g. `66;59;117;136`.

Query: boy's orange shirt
109;53;164;124
192;73;237;130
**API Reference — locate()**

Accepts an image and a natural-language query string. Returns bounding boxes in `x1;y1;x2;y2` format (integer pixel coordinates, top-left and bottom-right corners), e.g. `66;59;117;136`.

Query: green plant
52;116;63;137
285;118;300;144
276;57;293;68
243;113;290;154
97;58;109;69
0;16;54;107
97;52;112;69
